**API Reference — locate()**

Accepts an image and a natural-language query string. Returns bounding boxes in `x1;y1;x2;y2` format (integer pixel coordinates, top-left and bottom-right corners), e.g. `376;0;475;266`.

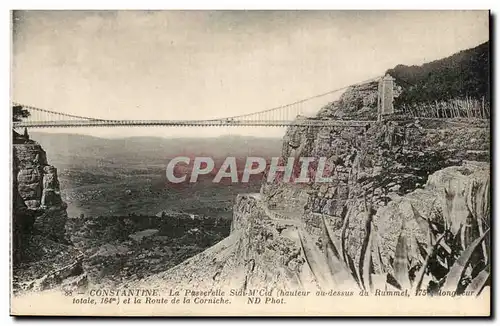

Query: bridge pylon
377;74;395;121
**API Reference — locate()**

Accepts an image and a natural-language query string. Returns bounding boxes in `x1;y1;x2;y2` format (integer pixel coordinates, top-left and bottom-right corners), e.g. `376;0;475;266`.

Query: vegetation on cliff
317;42;490;120
387;42;489;111
301;187;490;296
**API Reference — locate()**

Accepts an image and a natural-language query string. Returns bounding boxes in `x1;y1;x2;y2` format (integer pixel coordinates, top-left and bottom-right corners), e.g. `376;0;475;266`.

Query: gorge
12;42;491;297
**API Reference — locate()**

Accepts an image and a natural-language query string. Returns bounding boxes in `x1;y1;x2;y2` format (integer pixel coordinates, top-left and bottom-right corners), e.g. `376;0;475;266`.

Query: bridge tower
377;74;395;121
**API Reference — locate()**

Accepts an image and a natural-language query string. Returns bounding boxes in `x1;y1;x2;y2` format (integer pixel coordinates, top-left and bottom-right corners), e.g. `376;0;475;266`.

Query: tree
386;41;489;107
13;105;30;122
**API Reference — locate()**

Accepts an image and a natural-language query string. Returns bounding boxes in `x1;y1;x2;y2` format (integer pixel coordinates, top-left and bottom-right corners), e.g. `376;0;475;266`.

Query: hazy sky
12;10;489;138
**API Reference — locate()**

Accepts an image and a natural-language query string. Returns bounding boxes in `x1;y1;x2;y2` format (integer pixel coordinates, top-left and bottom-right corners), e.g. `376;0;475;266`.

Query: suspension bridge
12;76;389;129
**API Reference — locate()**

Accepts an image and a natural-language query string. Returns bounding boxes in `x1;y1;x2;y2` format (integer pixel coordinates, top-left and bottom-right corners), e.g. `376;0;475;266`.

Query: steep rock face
131;161;489;291
260;81;490;271
133;81;490;290
263;117;489;267
12;157;34;265
317;81;402;119
66;212;230;286
373;162;490;272
13;142;68;242
12;140;84;294
132;194;314;291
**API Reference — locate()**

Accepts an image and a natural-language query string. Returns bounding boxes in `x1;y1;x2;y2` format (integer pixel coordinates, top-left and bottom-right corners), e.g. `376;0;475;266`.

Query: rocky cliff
262;119;489;269
14;141;68;241
128;193;313;292
13;81;489;295
12;139;85;293
132;162;489;292
131;82;490;291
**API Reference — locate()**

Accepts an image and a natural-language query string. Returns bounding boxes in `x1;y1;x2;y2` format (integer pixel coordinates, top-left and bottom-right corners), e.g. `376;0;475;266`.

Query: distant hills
30;132;282;169
387;41;489;106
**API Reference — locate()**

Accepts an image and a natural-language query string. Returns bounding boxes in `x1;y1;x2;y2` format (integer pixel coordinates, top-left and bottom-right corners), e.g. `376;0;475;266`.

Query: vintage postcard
10;10;491;316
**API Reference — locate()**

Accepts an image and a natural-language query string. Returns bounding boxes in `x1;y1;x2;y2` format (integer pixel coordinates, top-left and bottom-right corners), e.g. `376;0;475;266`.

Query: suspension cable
12;102;105;121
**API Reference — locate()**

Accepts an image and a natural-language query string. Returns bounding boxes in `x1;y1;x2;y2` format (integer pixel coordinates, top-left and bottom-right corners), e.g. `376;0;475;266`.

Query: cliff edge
130;81;490;291
12;137;85;293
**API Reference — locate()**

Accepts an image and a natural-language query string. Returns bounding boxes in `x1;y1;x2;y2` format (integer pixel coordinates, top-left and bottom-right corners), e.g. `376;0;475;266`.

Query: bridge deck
13;119;374;128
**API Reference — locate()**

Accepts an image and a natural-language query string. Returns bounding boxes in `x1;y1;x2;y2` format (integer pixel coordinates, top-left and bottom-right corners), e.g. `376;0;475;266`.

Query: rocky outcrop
262;114;489;271
13;142;68;242
132;161;489;291
317;81;402;119
12;139;84;294
132;194;312;291
131;80;490;291
65;211;230;286
259;82;490;277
